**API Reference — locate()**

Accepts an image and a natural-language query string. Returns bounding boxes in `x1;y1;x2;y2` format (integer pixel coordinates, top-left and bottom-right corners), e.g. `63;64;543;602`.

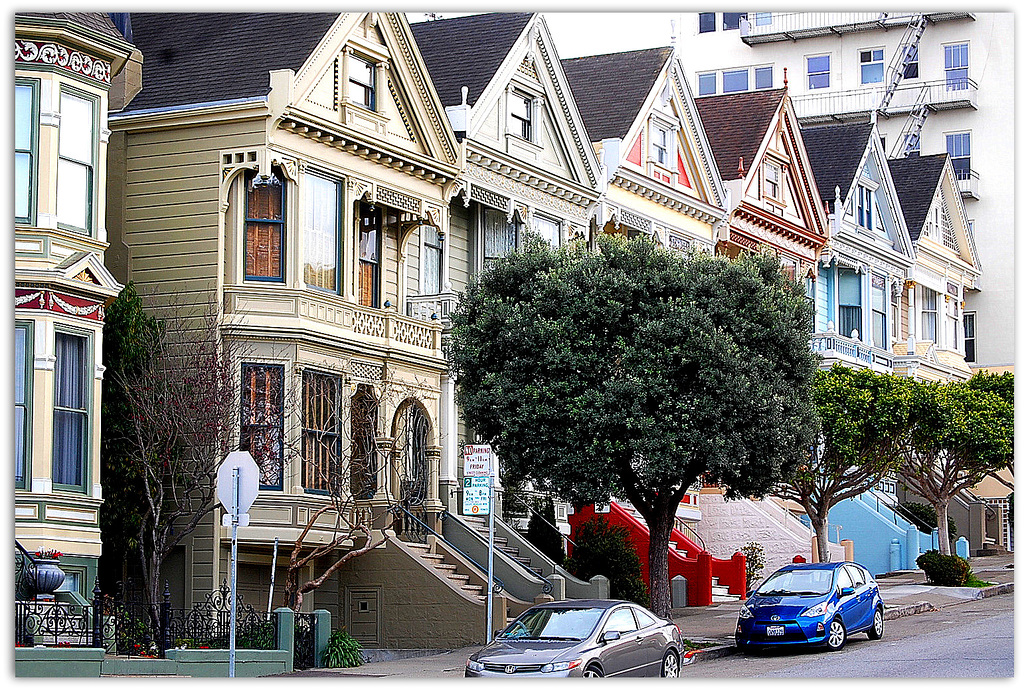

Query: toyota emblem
770;615;781;621
504;665;516;674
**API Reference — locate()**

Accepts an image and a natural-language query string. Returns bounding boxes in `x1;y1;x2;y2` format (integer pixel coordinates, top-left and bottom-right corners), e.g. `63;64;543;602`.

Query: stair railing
504;491;577;550
391;504;504;593
673;516;708;554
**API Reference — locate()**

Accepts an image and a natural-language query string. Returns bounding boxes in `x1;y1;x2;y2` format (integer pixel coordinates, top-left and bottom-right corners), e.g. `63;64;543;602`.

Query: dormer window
509;92;533;141
764;162;782;200
348;55;376;110
856;185;873;231
652;125;670;166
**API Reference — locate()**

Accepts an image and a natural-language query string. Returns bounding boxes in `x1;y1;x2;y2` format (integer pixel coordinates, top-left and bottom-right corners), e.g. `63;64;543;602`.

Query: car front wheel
867;607;884;640
660;650;680;678
825;618;846;651
582;664;604;678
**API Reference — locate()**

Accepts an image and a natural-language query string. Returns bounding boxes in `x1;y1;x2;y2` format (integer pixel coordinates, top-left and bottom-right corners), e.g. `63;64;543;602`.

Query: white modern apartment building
676;12;1013;372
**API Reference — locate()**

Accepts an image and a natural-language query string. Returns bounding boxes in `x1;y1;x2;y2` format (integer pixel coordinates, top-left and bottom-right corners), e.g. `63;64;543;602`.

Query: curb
682;643;736;665
884;601;939;620
980;582;1013;598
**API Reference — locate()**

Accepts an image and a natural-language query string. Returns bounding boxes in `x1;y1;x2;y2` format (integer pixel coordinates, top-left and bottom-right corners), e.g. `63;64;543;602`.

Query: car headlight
738;604;753;619
800;601;832;618
466;659;484;672
541;659;582;673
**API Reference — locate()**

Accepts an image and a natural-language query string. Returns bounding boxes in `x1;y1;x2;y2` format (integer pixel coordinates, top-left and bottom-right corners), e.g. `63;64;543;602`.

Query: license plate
766;625;785;637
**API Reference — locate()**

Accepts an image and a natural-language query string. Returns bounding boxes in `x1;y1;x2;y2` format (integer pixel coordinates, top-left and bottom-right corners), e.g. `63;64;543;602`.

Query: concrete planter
31;559;66;595
15;646;104;677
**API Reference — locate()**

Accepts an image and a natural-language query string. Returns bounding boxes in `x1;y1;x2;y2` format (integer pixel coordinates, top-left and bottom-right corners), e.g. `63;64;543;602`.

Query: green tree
99;283;162;592
526;495;565;565
564;517;648;605
898;377;1013;555
448;235;818;616
775;366;914;562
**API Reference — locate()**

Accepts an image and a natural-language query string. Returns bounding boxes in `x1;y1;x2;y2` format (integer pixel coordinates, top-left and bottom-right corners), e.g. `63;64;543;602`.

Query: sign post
217;451;259;678
462;444;494;642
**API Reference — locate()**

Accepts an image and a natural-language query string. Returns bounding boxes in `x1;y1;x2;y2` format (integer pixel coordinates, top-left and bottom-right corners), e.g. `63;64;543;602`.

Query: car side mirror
600;630;622;644
839;586;856;598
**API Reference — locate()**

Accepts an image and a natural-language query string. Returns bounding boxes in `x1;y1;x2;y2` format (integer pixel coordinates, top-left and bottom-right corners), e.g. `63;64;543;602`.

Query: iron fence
293;613;317;670
15;599;97;648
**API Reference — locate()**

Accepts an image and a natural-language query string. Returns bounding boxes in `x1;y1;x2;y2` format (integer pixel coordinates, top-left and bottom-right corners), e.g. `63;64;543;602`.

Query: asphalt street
685;593;1013;678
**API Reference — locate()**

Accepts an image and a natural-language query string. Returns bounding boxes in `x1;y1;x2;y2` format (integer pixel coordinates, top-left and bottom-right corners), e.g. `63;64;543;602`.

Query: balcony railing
406;291;459;324
741;12;973;43
956;169;981;199
810;332;894;370
793;79;977;122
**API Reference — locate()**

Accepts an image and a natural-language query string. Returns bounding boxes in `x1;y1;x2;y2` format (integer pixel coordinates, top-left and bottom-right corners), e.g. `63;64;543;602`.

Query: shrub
322;628;363;668
564;517;649;605
740;541;765;588
902;502;957;539
527;495;566;565
916;550;970;586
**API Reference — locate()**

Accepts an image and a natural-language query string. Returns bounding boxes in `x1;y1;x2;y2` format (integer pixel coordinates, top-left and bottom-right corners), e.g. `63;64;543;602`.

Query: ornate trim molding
15;39;112;84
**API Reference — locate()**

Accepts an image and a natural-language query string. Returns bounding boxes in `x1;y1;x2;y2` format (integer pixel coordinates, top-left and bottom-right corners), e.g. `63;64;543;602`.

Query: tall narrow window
763;162;781;200
397;403;429;506
482;207;518;266
302;371;341;493
303;173;340;292
348;55;376;110
871;275;887;349
807;55;830;90
509;92;533;141
240;364;284;489
946;294;960;350
358;202;382;307
856;185;873;230
944;43;969;90
534;215;561;248
860;49;884;84
52;332;88;489
652;125;669;165
15;324;32;489
57;90;95;232
920;287;938;342
946;132;971;181
351;385;378;499
902;44;919;79
838;269;862;338
421;226;443;294
963;312;976;362
15;80;37;224
245;171;285;280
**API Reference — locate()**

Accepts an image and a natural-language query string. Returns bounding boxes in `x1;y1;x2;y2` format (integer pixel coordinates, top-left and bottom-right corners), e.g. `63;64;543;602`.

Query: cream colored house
15;12;137;597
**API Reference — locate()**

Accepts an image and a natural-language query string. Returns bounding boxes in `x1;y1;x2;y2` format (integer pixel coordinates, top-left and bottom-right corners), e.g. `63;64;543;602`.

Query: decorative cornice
611;170;724;224
464;159;591;220
15;38;112;84
827;236;910;278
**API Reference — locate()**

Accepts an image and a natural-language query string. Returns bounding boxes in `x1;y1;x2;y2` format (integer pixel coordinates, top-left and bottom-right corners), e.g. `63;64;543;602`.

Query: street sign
462;476;490;515
217;451;259;517
463;444;492;477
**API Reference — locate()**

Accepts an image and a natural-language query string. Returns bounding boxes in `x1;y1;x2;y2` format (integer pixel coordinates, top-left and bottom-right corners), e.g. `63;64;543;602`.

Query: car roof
777;562;855;572
531;599;633;610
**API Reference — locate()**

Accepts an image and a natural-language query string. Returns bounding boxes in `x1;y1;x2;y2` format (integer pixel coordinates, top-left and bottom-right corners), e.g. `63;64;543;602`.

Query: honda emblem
505;665;516;674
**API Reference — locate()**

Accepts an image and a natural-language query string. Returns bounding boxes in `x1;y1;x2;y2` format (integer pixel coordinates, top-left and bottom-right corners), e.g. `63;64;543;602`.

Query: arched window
350;385;378;499
396;402;430;506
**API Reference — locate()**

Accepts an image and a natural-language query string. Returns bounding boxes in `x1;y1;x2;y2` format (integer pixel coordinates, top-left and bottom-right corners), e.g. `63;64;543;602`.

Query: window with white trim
421;225;443;294
946;132;971;181
15;323;32;490
722;12;746;30
919;286;938;342
722;68;749;93
52;331;89;490
303;172;341;292
963;311;976;362
860;48;884;84
754;66;773;90
807;54;830;90
509;92;533;141
698;13;715;33
838;269;862;339
697;72;716;96
944;43;969;90
533;214;561;248
57;89;96;233
652;124;670;165
348;55;376;110
856;185;873;231
871;275;887;348
482;207;519;266
902;44;919;80
15;79;37;224
763;161;781;200
946;294;960;350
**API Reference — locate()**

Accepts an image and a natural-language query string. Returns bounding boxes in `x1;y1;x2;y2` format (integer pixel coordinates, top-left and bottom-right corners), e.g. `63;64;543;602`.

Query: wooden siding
448;202;472;293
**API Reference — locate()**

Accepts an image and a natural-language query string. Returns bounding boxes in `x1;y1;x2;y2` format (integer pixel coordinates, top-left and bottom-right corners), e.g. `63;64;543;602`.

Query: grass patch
964;576;994;588
682;639;718;652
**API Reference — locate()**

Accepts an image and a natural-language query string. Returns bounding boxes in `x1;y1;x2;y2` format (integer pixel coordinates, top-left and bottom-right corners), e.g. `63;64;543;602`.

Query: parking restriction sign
462;476;490;515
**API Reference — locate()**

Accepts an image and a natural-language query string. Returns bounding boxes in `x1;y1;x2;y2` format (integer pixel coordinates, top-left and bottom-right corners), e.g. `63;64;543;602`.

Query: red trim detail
677;151;691;189
626;134;643;166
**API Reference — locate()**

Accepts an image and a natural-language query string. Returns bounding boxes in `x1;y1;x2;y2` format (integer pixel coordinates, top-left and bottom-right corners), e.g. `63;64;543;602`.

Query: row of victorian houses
15;11;988;649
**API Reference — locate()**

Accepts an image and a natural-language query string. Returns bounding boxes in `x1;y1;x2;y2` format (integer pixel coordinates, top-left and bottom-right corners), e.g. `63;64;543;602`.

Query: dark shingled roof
411;13;533;109
17;12;127;43
561;47;673;142
887;153;949;241
801;122;874;210
694;89;785;181
122;13;341;112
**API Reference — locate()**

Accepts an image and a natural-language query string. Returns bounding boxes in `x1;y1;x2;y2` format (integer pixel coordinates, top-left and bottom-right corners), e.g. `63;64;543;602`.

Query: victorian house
801;120;916;373
104;12;521;648
411;13;603;513
15;12;138;598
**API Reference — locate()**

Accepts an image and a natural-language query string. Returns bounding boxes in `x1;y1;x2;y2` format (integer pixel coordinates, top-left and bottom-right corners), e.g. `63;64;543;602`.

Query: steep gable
887;154;948;241
695;89;785;181
801;122;873;209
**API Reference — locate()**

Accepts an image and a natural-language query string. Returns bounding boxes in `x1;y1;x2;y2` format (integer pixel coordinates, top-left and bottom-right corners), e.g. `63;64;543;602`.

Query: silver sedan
465;599;682;678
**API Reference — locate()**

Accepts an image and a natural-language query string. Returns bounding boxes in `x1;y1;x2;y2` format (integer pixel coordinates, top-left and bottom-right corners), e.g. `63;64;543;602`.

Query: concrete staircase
462;516;546;577
403;541;486;602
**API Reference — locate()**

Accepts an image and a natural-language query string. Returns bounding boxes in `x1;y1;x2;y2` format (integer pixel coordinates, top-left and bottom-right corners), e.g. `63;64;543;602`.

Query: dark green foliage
526;495;565;564
916;550;970;587
966;371;1014;406
564;517;649;605
99;283;162;591
901;502;957;539
322;628;364;668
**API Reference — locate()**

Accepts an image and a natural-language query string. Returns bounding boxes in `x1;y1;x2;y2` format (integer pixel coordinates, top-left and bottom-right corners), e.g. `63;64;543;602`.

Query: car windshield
498;607;604;641
756;569;834;596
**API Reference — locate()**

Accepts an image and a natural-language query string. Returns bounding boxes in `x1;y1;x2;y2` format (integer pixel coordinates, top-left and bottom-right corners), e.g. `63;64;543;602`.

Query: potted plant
32;549;66;595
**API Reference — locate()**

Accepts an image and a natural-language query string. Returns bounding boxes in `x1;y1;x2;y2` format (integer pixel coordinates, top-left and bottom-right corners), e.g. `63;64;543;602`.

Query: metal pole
486;459;495;643
230;467;239;678
267;537;279;613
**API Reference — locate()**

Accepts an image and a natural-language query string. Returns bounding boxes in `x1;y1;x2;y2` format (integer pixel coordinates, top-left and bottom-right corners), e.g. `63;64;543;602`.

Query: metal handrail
869;488;933;534
673;517;708;554
391;504;504;593
505;491;577;549
443;507;554;595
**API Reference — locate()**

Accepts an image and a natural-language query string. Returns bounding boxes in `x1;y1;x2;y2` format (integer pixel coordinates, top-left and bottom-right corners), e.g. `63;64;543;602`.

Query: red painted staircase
568;501;746;606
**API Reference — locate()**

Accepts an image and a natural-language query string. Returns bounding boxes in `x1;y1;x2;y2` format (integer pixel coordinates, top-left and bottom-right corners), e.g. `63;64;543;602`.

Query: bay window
838;268;862;338
240;364;284;489
57;89;96;232
15;80;37;224
870;275;887;348
15;323;32;489
302;371;341;493
482;207;519;266
245;170;285;281
358;202;382;307
303;172;341;292
534;215;561;248
52;332;89;490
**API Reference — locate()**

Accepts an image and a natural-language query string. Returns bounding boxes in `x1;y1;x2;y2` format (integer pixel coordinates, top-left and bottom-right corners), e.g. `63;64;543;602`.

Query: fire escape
876;14;929;158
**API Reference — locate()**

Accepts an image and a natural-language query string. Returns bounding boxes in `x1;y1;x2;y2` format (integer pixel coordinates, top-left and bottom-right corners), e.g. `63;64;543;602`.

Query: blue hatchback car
735;562;884;652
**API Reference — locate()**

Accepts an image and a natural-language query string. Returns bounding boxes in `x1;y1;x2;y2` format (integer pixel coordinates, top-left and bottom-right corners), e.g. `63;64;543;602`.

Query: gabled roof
560;47;673;142
694;89;785;181
16;12;127;43
886;154;949;241
410;12;533;109
122;13;341;112
800;122;874;209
